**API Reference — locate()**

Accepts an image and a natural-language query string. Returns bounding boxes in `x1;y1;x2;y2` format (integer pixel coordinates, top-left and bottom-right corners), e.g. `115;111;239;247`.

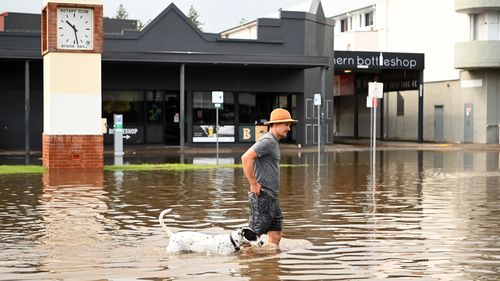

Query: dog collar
229;234;240;251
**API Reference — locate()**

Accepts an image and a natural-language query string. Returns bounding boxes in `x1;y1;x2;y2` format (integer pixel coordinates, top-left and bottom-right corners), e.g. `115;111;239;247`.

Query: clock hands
65;20;79;44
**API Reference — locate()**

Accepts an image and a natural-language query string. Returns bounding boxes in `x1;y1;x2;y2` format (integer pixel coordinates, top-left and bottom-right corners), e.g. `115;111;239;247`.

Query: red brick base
43;169;104;187
43;134;103;169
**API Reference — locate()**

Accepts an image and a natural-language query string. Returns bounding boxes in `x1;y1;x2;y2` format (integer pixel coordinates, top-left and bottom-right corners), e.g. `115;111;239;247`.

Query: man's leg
267;230;281;245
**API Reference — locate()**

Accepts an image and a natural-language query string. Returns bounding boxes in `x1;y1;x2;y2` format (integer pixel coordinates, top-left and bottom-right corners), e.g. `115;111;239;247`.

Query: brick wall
43;134;103;169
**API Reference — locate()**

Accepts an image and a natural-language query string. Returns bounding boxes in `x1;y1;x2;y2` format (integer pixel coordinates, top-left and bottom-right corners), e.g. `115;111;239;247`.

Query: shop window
102;90;144;125
239;92;256;123
146;90;163;123
193;91;234;124
277;95;288;108
306;98;313;119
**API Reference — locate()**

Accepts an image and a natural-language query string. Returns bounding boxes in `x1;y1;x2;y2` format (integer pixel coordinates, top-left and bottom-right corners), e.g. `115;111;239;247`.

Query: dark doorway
145;90;164;144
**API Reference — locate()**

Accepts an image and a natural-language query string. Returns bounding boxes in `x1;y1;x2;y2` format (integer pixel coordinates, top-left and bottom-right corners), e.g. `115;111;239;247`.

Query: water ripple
1;151;500;280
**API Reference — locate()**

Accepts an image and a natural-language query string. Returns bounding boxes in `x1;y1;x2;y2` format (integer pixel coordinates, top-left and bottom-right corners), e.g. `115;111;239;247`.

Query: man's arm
241;148;262;196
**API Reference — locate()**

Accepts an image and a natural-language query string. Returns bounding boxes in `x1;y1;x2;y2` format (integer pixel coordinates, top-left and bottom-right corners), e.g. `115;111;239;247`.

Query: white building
223;0;500;144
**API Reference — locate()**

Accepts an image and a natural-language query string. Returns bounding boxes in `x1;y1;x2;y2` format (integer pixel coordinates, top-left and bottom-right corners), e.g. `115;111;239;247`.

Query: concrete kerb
3;139;500;158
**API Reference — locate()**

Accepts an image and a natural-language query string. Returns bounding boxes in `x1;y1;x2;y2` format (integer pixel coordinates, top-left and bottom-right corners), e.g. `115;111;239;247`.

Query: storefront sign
239;125;268;142
334;51;424;71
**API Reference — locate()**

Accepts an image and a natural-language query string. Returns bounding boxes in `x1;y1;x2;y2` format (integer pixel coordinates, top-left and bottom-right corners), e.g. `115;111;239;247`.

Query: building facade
0;3;334;150
332;0;500;144
226;0;500;144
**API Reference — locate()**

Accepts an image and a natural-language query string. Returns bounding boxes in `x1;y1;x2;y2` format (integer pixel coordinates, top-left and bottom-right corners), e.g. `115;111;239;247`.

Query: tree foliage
115;3;129;19
188;5;203;30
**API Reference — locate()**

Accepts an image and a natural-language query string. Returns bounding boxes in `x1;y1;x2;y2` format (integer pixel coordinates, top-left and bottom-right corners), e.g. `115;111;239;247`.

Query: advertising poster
193;125;235;142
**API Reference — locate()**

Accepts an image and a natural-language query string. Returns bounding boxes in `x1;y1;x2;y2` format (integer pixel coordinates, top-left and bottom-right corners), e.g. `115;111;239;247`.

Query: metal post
418;70;424;143
113;114;124;156
373;99;377;169
216;107;219;165
380;92;384;140
354;93;359;138
320;66;326;152
317;104;320;155
24;60;30;159
331;63;335;145
180;64;185;156
370;103;373;152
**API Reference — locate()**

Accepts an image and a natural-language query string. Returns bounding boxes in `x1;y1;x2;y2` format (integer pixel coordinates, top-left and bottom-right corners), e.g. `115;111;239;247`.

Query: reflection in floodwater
0;150;499;280
38;170;109;277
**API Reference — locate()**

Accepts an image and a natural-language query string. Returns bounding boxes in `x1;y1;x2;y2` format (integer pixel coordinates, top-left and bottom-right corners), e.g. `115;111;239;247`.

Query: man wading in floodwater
241;108;298;247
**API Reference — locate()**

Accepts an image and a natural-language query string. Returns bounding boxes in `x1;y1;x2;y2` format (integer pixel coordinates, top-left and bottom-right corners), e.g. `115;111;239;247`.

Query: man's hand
242;148;260;196
250;182;262;196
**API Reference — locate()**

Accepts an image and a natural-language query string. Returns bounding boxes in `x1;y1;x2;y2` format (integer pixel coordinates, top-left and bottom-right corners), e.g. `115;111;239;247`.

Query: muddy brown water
1;150;499;280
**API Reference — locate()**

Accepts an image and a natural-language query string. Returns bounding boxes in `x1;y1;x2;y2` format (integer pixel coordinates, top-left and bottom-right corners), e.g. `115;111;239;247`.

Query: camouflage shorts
248;189;283;236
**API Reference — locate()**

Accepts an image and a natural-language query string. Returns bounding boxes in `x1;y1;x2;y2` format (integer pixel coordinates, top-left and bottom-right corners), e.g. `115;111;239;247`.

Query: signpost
314;93;322;155
368;82;383;175
113;114;124;156
212;91;224;164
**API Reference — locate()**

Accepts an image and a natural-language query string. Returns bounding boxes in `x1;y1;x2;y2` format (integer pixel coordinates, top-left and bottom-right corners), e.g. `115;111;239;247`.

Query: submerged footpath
2;138;500;157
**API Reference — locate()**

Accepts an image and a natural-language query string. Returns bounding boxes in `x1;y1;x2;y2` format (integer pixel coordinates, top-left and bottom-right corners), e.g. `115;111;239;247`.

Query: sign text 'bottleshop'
334;51;424;71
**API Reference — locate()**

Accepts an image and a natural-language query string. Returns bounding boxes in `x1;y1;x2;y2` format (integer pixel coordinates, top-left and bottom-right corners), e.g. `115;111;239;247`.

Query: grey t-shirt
250;132;281;198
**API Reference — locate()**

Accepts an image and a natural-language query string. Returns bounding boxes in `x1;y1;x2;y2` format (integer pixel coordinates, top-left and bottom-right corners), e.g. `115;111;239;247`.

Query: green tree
115;3;129;19
188;5;203;30
137;20;145;30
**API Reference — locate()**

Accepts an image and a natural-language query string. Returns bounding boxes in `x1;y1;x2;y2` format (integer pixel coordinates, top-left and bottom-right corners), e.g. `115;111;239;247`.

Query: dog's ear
242;228;258;241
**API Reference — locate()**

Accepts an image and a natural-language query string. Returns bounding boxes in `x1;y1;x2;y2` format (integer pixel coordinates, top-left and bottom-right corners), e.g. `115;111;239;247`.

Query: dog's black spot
242;228;258;241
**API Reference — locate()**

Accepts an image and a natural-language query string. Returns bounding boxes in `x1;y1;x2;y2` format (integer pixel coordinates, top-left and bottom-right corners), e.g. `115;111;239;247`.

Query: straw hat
264;108;298;125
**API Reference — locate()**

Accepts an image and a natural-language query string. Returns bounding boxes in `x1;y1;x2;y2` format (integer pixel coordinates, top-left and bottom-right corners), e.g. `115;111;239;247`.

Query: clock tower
41;0;104;169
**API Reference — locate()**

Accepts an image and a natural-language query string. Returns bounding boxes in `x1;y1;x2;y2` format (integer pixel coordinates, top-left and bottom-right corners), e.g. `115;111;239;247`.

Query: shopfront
0;3;333;149
102;89;298;145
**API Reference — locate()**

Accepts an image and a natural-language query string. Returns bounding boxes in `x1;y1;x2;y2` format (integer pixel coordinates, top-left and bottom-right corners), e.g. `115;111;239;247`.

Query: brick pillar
43;134;103;169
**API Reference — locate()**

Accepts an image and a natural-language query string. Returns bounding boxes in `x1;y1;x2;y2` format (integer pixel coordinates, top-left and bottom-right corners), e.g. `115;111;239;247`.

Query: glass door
145;90;164;144
164;92;180;145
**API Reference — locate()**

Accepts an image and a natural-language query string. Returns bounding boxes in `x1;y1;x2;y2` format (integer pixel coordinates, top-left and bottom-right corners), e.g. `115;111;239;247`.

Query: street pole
317;103;321;155
24;60;30;161
216;106;219;165
373;98;377;170
180;64;185;159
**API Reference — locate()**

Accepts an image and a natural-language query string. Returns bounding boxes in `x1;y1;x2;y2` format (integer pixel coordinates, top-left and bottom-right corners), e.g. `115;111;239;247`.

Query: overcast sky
1;0;308;32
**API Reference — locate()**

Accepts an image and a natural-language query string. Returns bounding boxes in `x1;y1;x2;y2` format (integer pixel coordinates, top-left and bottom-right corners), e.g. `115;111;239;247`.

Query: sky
0;0;308;32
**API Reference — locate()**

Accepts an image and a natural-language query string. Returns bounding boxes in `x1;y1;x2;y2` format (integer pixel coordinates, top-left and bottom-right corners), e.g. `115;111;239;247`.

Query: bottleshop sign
239;125;268;142
334;51;424;71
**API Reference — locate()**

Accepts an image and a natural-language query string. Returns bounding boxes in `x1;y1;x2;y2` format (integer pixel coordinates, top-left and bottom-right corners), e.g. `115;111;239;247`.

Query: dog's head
232;227;264;248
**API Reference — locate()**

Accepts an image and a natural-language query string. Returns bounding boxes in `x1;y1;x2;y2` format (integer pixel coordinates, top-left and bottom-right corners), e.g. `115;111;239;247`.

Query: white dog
159;208;264;255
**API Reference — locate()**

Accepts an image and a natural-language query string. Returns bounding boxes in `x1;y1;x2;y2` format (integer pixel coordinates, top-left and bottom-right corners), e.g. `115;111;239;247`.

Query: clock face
57;8;93;50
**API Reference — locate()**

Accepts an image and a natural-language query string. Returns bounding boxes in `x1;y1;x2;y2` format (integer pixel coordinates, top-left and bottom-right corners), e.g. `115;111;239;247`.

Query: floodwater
1;150;500;280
